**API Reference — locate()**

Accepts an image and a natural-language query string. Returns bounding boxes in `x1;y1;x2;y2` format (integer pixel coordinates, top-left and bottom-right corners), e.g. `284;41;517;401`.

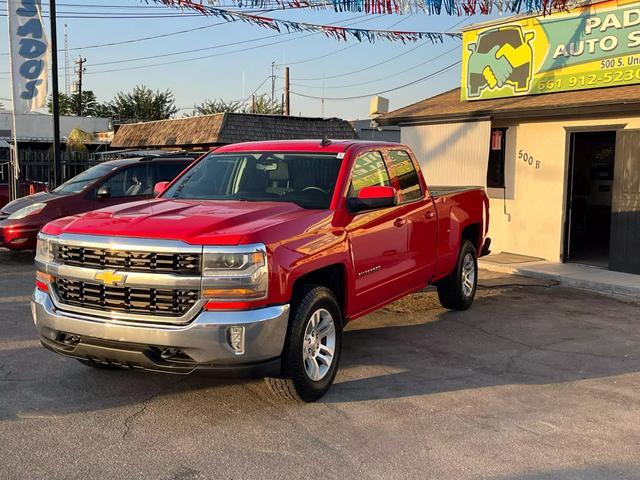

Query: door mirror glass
96;185;111;200
347;186;397;212
154;181;170;196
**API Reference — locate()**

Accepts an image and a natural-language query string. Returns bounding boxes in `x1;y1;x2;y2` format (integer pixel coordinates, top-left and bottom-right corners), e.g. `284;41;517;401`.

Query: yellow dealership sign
461;0;640;101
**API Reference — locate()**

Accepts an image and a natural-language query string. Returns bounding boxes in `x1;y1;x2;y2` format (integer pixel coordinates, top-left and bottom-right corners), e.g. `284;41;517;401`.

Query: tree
47;91;112;117
187;98;244;116
188;94;282;117
110;85;177;123
249;94;283;115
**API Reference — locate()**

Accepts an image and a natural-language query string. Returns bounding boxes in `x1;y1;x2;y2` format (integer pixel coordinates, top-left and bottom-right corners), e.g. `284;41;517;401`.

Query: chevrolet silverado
32;140;490;402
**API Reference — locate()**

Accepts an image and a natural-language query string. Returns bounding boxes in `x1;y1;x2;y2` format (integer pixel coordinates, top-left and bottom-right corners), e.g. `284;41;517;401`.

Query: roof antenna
320;135;332;147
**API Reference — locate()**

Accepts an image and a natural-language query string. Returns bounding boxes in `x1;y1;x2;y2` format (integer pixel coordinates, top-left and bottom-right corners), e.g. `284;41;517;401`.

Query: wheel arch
290;263;347;321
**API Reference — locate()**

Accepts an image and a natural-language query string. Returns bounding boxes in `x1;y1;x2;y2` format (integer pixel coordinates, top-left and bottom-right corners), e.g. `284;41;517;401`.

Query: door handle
425;211;435;220
394;218;406;228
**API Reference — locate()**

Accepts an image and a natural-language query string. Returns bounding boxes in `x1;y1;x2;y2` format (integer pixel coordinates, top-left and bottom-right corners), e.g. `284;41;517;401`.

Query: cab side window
348;151;391;199
387;150;422;203
100;164;154;197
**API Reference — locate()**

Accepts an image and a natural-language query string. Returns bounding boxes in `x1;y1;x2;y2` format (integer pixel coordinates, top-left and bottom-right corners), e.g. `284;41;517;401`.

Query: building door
610;130;640;275
564;131;617;267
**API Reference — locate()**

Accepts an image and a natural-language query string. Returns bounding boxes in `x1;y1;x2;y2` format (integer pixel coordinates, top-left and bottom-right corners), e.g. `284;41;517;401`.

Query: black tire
265;285;343;402
437;240;478;311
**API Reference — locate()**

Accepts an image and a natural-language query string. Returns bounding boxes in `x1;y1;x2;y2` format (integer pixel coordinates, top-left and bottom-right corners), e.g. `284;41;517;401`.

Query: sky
0;0;503;120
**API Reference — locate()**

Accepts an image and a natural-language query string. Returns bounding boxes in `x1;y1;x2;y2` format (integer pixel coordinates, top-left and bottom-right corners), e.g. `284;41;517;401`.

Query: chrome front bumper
31;289;289;375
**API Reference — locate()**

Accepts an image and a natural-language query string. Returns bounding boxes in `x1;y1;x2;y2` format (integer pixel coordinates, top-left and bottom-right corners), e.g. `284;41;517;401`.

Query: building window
487;128;507;188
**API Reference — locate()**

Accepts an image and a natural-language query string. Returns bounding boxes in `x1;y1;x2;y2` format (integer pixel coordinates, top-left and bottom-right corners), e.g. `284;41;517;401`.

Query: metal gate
610;130;640;275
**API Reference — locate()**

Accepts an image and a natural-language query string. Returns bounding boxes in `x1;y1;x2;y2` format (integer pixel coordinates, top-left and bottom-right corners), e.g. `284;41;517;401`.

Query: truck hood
1;191;60;214
44;199;321;245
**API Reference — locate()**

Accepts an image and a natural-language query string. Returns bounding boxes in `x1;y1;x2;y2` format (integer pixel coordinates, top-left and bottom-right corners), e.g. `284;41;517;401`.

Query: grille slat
56;278;198;318
57;246;201;275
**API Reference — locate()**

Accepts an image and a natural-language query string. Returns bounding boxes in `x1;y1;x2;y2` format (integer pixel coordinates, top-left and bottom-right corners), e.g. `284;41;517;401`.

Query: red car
33;140;490;402
0;181;48;210
0;152;196;250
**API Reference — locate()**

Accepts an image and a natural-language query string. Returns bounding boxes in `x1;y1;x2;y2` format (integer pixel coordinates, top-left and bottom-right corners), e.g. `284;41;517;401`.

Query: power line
0;21;228;56
0;13;383;77
289;15;470;82
292;44;461;89
279;13;405;67
292;41;431;82
0;14;378;77
73;13;385;68
291;61;460;101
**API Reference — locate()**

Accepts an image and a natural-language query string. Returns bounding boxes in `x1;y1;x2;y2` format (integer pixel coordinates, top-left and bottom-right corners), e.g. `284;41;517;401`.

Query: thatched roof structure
111;113;356;149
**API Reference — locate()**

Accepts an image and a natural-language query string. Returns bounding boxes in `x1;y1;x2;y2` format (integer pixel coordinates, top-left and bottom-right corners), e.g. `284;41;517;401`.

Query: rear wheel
437;240;478;311
265;285;342;402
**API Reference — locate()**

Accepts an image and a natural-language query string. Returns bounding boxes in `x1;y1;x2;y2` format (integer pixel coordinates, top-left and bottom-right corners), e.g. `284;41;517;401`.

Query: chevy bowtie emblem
94;270;126;286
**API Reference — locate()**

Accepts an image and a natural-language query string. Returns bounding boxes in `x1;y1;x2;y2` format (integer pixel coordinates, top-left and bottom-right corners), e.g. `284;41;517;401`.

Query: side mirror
96;186;111;200
154;181;170;196
347;186;397;213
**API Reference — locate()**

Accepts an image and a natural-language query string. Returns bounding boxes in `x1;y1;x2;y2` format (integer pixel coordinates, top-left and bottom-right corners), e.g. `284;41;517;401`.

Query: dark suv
0;151;199;250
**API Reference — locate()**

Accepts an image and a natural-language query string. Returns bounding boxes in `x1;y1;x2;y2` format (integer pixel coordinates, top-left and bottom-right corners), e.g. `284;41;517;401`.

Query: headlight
35;234;56;263
7;202;46;220
201;244;268;302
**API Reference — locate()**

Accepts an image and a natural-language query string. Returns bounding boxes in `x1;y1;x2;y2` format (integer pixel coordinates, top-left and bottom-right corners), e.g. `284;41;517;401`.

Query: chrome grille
55;278;199;317
57;245;201;275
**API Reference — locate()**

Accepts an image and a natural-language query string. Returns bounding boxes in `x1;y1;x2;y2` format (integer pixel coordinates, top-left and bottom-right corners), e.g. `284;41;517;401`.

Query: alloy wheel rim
462;252;476;298
302;308;336;382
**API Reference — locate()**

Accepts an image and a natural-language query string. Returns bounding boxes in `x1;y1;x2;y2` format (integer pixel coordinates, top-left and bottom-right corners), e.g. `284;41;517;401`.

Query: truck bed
430;186;484;198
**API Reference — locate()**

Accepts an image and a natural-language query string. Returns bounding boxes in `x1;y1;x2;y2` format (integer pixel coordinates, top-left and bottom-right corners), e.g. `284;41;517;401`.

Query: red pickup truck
32;140;490;402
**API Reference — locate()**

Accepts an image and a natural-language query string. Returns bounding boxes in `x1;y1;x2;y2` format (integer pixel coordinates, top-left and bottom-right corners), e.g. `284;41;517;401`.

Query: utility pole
75;56;86;117
271;61;276;104
50;0;62;189
64;24;70;95
284;66;290;116
252;94;256;114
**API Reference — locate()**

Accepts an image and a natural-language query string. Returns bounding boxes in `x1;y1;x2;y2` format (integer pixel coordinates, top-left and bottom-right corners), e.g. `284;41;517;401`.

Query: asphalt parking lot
1;249;640;480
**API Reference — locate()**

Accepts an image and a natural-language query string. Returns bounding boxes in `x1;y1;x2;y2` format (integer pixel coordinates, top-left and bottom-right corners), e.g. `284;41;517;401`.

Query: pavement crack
121;377;191;440
122;395;154;440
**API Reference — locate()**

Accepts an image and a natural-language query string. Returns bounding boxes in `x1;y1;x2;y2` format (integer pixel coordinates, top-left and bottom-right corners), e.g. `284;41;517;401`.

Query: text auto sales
553;9;640;59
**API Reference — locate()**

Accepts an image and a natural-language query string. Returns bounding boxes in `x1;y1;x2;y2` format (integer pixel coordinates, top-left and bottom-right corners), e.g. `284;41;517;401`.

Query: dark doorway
564;131;617;267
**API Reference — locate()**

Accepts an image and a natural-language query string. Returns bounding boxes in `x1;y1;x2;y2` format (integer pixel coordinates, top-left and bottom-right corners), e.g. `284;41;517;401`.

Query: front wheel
436;240;478;311
265;285;343;402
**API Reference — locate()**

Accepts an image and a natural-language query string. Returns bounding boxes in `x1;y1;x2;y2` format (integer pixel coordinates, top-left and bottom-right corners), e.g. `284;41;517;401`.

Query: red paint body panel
40;140;489;320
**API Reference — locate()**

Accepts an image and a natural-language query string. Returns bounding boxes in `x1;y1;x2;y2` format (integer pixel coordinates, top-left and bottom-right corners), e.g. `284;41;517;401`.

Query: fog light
160;348;179;360
228;326;245;355
57;333;80;346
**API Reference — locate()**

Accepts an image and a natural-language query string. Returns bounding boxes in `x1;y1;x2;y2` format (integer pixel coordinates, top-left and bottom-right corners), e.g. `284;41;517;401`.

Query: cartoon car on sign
467;26;535;98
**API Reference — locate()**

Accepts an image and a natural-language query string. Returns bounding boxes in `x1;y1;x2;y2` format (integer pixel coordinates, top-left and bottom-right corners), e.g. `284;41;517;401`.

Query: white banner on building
7;0;49;114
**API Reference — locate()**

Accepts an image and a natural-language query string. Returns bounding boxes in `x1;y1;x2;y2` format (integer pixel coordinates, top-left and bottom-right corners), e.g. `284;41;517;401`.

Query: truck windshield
164;152;343;210
53;164;117;195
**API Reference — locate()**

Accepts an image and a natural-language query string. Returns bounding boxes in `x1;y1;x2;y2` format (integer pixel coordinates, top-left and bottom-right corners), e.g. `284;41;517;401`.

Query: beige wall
489;115;640;262
401;121;491;186
402;114;640;262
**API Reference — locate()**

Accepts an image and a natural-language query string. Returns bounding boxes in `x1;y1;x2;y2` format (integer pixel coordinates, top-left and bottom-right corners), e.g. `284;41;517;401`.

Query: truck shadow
325;284;640;403
1;282;639;419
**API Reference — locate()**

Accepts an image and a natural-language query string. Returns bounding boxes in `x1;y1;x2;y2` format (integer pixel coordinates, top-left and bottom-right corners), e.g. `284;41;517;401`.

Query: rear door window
387;150;422;203
100;164;154;197
348;151;391;199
